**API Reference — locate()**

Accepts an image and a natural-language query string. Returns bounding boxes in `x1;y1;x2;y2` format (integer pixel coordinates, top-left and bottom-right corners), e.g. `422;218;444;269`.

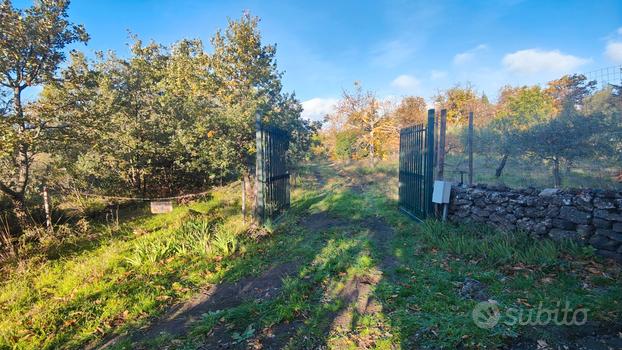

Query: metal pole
468;111;474;186
425;109;435;218
438;109;447;180
255;113;264;224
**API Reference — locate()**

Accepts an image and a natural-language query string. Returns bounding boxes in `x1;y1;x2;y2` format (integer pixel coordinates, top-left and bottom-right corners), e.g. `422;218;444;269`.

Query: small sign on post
150;201;173;214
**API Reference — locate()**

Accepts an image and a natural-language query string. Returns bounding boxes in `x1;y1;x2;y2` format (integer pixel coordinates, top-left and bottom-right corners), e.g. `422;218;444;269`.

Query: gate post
425;109;435;217
255;113;265;224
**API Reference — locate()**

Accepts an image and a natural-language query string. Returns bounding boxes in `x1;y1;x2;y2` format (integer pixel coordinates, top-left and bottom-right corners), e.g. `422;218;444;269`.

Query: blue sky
15;0;622;120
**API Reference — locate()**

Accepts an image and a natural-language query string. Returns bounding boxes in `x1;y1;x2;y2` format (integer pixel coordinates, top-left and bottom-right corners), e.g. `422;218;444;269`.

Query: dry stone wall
448;184;622;263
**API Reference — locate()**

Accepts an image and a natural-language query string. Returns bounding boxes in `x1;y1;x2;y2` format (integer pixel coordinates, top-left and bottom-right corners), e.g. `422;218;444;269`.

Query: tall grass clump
417;220;586;266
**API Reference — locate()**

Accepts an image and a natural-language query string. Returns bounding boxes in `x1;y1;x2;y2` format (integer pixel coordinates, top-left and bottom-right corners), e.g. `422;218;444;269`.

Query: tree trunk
495;154;508;178
10;196;30;232
369;131;375;165
552;157;562;188
2;86;32;233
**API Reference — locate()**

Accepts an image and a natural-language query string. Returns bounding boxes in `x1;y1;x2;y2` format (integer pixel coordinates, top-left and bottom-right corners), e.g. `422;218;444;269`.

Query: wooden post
242;178;246;223
255;113;265;224
437;109;447;180
42;185;52;231
468;111;474;186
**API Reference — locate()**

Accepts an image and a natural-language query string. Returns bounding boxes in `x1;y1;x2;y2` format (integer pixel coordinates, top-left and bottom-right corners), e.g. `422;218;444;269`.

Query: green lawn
1;162;620;349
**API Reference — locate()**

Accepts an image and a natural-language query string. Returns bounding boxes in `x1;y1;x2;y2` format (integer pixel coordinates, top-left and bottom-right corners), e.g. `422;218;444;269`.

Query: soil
503;322;622;350
95;262;299;350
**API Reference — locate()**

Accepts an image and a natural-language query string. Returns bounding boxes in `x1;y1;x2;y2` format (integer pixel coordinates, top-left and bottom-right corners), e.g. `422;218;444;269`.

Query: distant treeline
320;76;621;188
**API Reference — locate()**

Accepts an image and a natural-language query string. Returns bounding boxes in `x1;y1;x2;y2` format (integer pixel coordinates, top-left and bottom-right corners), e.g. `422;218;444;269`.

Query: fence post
255;113;265;224
42;185;52;231
437;109;447;180
425;109;435;217
468;111;474;186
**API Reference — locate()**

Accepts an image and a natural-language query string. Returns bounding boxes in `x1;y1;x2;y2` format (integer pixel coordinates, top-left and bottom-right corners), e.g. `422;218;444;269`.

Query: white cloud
605;41;622;63
301;98;338;122
502;49;590;75
391;74;421;93
430;70;448;80
453;44;487;65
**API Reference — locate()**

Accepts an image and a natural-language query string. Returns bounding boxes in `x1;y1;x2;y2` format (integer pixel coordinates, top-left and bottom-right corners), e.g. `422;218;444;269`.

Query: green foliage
0;0;89;226
334;129;360;161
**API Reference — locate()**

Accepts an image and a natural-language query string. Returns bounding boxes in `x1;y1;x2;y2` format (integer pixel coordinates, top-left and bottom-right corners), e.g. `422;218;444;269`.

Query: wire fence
584;65;622;89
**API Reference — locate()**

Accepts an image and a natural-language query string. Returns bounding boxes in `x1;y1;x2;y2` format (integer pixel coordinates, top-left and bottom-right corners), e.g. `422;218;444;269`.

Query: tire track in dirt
94;263;300;349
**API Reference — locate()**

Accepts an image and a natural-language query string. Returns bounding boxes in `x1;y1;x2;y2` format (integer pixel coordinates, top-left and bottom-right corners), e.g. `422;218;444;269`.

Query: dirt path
95;263;300;349
96;164;403;349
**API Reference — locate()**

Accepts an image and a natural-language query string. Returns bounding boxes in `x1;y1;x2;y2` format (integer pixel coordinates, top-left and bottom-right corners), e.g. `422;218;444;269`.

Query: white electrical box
432;181;452;204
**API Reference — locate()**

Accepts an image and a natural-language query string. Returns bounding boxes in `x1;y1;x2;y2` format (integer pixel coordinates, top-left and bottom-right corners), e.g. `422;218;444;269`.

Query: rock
613;223;622;232
545;205;560;218
474;198;486;208
594;189;617;198
576;225;593;238
489;213;505;224
559;206;591;225
594;197;615;209
458;278;489;301
589;235;621;251
454;199;471;206
552;219;575;230
602;231;622;242
539;188;559;197
592;218;612;229
472;207;490;217
504;213;517;224
515;195;536;206
549;228;580;241
573;191;593;211
533;222;549;235
524;207;544;218
595;250;622;263
517;218;535;232
594;209;622;222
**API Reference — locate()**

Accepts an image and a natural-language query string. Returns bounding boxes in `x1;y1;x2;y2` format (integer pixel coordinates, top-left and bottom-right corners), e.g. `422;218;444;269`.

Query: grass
1;161;621;349
0;183;250;349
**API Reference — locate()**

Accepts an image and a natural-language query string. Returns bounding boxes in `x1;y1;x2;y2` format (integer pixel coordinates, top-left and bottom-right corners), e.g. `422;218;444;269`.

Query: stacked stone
448;184;622;263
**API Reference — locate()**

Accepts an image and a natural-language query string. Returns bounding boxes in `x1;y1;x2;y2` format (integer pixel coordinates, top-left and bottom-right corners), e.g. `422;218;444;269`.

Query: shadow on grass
91;162;408;349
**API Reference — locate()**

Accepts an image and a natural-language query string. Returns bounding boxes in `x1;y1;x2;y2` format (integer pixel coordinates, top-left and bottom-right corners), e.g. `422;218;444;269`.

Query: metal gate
398;110;435;221
255;121;290;223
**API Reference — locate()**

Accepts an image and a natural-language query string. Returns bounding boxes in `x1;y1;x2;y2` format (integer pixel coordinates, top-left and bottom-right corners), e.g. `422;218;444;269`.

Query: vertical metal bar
255;114;264;224
438;109;447;180
425;109;435;218
434;111;439;174
398;129;403;207
468;111;474;186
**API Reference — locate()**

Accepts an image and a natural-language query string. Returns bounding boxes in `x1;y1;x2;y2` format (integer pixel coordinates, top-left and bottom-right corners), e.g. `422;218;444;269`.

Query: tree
491;85;555;177
513;106;605;187
545;74;596;110
435;84;480;125
331;82;395;163
393;96;426;129
209;13;290;217
0;0;88;230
